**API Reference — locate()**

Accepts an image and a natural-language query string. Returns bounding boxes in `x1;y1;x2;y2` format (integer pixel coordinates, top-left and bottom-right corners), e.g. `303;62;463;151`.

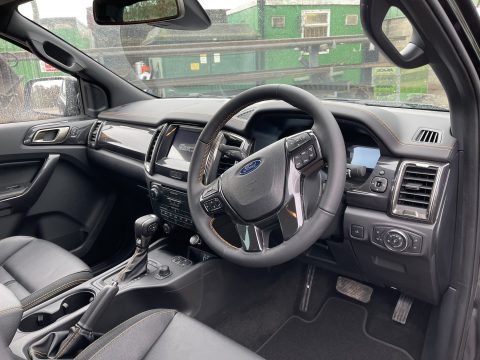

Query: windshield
17;0;449;110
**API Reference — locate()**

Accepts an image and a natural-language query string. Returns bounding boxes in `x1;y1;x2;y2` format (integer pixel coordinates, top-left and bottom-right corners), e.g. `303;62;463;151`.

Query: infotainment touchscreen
166;128;200;163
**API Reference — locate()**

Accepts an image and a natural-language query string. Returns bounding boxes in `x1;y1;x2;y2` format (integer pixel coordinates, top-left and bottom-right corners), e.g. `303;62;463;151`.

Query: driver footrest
335;276;373;303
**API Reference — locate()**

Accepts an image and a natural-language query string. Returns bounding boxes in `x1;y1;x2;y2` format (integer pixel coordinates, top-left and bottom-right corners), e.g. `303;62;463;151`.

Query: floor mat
258;297;414;360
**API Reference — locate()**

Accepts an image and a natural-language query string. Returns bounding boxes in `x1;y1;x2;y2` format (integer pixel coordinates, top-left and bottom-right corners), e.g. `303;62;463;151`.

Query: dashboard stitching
198;101;259;182
335;104;453;150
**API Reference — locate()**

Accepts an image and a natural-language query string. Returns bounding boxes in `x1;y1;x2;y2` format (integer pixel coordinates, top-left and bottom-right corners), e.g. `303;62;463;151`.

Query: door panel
0;117;115;259
0;160;42;191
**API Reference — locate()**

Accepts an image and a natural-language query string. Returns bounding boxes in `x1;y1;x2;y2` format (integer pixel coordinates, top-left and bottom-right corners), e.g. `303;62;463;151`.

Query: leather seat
74;309;263;360
0;236;92;310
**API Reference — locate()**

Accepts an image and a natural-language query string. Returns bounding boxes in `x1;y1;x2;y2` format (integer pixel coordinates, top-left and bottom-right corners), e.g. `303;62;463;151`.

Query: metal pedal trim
392;294;413;325
335;276;373;304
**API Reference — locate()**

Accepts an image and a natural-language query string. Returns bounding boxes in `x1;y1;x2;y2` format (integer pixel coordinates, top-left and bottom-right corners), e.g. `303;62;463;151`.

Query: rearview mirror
93;0;185;25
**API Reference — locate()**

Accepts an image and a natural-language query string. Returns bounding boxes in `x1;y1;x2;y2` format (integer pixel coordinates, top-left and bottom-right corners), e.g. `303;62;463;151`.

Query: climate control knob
383;229;408;252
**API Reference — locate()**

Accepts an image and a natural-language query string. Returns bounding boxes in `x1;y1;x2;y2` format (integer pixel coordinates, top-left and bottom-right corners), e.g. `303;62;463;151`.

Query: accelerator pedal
392;294;413;325
336;276;373;304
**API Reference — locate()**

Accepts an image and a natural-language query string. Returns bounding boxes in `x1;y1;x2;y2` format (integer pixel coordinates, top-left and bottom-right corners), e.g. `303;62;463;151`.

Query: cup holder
19;290;95;332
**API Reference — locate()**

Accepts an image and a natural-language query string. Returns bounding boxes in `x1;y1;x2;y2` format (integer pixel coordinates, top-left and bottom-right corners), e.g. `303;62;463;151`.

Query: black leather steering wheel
188;84;346;267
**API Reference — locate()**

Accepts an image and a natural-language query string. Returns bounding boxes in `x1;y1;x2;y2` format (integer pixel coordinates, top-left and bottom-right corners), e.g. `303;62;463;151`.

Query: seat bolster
0;236;36;264
0;236;92;309
144;312;264;360
74;310;263;360
75;310;177;360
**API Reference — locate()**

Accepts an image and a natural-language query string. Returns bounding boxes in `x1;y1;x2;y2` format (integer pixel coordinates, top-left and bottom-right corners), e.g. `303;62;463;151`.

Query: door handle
32;127;70;144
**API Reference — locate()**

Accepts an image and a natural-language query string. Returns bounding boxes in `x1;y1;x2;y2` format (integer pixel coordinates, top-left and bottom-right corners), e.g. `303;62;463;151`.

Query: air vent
391;162;447;222
216;134;245;177
88;121;103;147
414;129;441;144
146;130;161;164
145;128;163;173
397;165;437;209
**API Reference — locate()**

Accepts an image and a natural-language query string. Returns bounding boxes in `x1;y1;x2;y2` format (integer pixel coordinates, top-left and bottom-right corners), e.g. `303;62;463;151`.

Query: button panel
370;176;388;193
150;184;194;229
172;256;193;267
350;225;365;240
294;145;317;169
383;230;408;252
202;197;223;214
286;133;311;152
371;226;423;254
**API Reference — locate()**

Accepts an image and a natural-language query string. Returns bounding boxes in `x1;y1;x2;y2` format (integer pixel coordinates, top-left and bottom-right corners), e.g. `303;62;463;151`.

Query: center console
145;123;249;232
10;237;222;360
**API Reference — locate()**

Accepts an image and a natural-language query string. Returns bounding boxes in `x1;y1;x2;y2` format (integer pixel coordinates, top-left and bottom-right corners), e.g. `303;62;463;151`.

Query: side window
0;38;80;124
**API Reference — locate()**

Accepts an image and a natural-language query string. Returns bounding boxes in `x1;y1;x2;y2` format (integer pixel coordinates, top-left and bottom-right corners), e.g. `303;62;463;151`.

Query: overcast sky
20;0;247;24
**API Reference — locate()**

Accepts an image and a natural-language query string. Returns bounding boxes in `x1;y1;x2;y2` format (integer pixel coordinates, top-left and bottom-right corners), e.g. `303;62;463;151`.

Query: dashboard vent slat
144;127;163;173
393;164;440;219
89;121;103;147
146;130;161;164
414;129;441;144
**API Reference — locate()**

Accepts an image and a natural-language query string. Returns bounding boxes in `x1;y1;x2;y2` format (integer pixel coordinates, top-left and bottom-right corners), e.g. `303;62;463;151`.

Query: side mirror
93;0;185;25
25;76;80;117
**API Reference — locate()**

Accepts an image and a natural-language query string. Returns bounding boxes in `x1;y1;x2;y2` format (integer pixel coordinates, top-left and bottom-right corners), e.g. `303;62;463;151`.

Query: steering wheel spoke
275;131;324;239
277;196;304;240
235;224;271;252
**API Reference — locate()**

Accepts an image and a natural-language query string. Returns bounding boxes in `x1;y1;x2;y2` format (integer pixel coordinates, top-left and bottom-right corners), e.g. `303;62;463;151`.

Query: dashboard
87;97;457;305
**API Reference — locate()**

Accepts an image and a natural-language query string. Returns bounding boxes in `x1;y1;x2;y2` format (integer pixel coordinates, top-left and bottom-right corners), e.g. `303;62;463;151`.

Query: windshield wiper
322;97;449;112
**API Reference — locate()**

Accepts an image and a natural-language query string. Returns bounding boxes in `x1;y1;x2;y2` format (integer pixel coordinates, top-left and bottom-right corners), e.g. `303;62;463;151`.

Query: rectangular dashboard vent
146;129;161;164
145;127;163;173
89;121;103;147
397;165;437;209
391;162;446;222
414;129;441;144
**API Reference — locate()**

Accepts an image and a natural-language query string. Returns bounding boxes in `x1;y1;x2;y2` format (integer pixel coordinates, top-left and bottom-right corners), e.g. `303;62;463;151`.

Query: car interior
0;0;479;359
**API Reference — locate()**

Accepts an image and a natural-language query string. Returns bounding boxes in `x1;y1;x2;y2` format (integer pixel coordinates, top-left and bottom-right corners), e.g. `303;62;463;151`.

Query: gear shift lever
135;214;160;249
117;214;160;282
28;215;160;359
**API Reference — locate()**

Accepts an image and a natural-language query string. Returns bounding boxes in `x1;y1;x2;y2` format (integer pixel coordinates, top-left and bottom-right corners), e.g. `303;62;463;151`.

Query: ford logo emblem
239;159;262;175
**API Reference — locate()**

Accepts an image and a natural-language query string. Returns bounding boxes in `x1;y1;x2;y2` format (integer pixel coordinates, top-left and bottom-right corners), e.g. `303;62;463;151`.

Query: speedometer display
348;146;381;169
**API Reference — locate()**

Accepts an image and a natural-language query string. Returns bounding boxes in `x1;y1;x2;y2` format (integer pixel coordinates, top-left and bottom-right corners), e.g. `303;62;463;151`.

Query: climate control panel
149;183;194;229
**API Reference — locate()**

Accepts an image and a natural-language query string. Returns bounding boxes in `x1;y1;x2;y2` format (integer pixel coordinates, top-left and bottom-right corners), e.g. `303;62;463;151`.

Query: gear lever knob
134;214;160;250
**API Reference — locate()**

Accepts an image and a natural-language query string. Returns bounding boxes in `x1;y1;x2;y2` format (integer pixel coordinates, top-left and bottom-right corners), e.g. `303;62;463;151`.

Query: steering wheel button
203;197;223;214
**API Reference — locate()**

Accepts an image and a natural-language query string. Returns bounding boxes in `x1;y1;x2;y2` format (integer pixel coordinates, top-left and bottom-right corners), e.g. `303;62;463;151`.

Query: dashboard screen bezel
154;124;202;181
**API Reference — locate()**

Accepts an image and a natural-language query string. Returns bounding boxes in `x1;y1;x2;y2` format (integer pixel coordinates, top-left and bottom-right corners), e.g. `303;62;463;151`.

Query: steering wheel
187;84;346;267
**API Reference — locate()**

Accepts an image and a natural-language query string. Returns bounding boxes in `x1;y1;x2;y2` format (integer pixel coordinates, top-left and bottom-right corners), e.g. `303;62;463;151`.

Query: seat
74;309;263;360
0;236;92;310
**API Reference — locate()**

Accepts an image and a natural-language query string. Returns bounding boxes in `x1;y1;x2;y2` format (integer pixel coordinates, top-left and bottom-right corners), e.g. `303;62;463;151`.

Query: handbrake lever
77;281;119;333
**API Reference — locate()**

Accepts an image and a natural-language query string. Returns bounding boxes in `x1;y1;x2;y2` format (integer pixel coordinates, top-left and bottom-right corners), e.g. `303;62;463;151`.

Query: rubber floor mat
257;297;414;360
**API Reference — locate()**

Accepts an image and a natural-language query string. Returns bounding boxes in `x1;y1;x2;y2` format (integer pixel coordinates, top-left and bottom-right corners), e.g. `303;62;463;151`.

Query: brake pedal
336;276;373;303
392;294;413;325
